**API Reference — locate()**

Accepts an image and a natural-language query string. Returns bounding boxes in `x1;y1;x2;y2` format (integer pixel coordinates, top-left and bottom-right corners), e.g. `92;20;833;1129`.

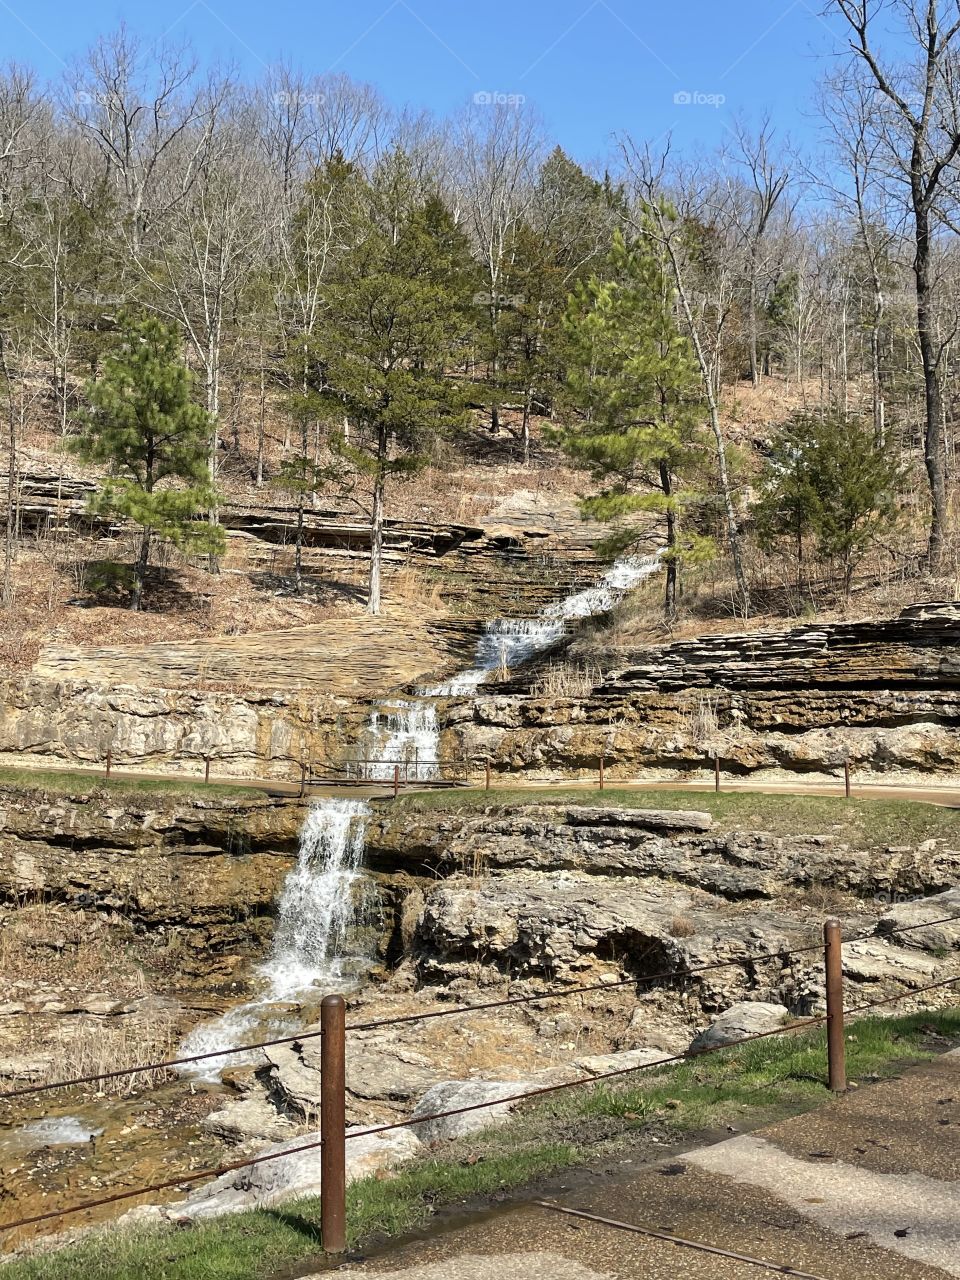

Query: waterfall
364;552;664;763
361;701;440;782
178;798;371;1079
179;553;662;1078
258;799;372;997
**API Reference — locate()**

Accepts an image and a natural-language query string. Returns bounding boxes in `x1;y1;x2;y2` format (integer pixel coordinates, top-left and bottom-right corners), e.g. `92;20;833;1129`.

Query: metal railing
1;910;958;1244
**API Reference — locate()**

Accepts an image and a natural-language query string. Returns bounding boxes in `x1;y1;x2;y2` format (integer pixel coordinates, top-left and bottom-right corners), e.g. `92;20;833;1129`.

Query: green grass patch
7;1009;958;1280
0;766;263;802
390;785;960;846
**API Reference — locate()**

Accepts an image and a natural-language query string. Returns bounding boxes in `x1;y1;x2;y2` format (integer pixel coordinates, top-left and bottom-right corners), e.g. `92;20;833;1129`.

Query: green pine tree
755;410;902;601
72;312;224;611
316;170;475;615
557;229;711;616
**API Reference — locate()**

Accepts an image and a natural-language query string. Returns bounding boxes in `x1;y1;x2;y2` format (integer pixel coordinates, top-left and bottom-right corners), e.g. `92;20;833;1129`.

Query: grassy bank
390;785;960;846
6;1009;958;1280
0;765;264;801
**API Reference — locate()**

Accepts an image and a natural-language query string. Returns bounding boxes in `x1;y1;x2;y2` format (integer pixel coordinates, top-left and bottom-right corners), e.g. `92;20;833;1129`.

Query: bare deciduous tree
829;0;960;565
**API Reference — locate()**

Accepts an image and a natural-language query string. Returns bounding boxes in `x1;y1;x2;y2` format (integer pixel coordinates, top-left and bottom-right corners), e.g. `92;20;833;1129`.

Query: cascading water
258;799;373;997
363;552;664;769
362;701;441;782
179;554;662;1078
178;798;372;1079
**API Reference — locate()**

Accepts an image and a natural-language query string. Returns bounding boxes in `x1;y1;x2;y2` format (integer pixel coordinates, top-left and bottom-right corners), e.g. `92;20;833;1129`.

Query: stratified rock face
365;803;960;1021
364;806;960;903
449;608;960;778
410;869;815;1008
0;677;347;779
0;785;305;941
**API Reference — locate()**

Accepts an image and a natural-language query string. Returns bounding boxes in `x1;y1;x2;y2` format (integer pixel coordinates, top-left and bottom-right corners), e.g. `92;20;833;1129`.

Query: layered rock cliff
447;605;960;780
0;784;305;948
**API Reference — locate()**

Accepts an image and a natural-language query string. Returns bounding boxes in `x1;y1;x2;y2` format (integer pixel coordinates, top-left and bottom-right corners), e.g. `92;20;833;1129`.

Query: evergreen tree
557;230;710;616
755;410;901;600
72;313;223;610
497;150;618;462
315;170;475;615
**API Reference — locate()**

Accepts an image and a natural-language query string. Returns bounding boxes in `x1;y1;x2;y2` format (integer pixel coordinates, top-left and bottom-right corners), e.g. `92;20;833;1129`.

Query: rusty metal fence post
485;760;491;791
844;760;851;799
714;754;720;793
320;993;347;1253
393;764;399;798
105;748;112;780
599;753;605;791
204;756;211;785
824;919;847;1092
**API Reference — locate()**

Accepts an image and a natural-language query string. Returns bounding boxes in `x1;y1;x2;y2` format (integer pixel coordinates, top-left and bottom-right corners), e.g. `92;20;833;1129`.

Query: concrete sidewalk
321;1051;960;1280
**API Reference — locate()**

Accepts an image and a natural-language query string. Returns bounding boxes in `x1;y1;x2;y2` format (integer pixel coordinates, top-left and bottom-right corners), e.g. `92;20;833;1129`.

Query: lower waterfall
178;798;372;1078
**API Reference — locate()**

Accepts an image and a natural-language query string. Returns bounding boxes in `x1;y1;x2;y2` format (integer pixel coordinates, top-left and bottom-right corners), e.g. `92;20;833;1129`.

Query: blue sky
3;0;849;160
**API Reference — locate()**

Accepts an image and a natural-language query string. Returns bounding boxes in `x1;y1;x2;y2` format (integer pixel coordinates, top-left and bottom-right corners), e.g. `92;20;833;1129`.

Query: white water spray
258;799;372;998
178;798;371;1079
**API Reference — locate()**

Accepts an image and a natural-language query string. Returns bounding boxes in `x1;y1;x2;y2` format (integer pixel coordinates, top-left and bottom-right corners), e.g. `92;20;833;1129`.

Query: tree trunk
521;388;532;466
748;275;760;387
657;221;751;617
256;357;266;487
660;461;677;619
870;280;885;445
294;495;304;595
205;330;221;574
367;424;387;616
130;526;151;612
913;200;948;567
1;334;17;608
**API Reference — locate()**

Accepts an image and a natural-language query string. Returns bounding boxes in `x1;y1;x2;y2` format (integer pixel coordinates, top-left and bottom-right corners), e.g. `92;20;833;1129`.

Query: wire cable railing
1;911;957;1104
3;969;958;1237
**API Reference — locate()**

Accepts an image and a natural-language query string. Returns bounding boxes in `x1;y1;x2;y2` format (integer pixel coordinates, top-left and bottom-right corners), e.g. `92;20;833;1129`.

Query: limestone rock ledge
447;607;960;779
0;784;306;935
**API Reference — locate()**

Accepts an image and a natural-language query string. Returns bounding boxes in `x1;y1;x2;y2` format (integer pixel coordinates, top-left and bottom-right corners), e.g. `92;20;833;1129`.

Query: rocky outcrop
448;606;960;779
364;805;960;903
0;676;351;779
0;784;305;942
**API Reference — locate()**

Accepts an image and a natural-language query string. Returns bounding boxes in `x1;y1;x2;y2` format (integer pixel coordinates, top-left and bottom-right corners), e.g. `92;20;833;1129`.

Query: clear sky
2;0;849;160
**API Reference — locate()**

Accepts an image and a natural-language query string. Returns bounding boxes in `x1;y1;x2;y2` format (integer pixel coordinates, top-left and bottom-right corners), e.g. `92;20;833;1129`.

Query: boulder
410;1080;535;1143
201;1092;297;1144
573;1047;667;1076
169;1124;421;1222
841;939;942;985
878;888;960;953
689;1001;790;1053
266;1033;444;1119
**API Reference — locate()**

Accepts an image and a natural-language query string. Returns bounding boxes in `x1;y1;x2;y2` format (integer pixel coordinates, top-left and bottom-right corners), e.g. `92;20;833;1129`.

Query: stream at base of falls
177;552;662;1079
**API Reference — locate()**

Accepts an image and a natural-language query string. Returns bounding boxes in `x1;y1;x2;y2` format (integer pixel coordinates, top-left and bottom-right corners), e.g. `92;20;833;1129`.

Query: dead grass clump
668;915;697;939
389;564;445;612
42;1011;180;1096
530;660;604;698
682;695;721;750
